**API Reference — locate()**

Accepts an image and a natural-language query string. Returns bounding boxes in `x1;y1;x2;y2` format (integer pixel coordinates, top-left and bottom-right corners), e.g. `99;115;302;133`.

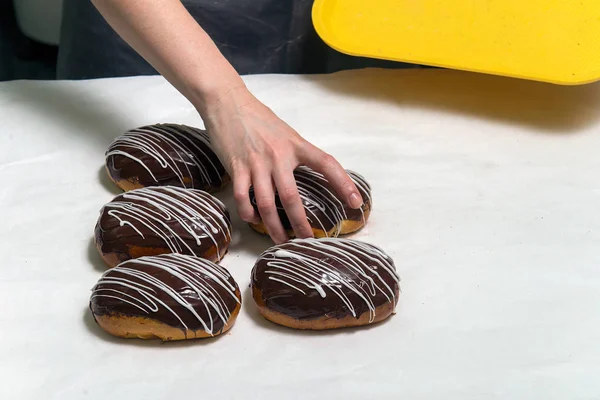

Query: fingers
273;167;313;239
252;166;288;244
231;164;259;224
300;144;363;209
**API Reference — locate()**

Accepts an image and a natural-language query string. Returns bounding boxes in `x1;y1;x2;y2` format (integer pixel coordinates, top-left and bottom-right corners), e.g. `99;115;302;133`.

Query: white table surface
1;68;600;399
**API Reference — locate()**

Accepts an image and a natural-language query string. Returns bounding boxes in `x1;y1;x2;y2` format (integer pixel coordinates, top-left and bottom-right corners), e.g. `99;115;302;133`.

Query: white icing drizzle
105;124;223;188
251;167;372;237
102;186;230;261
253;238;399;322
91;254;240;336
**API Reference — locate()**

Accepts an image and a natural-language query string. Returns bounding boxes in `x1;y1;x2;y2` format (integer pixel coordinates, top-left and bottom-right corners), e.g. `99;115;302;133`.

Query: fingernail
349;193;363;209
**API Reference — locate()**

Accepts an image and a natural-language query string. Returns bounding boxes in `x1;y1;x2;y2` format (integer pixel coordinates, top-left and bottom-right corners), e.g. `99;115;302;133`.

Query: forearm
91;0;244;114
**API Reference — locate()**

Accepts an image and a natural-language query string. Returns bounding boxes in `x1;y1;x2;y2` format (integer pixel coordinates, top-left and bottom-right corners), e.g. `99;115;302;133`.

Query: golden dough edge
251;286;396;331
95;228;231;268
105;164;230;193
92;289;242;341
339;208;371;235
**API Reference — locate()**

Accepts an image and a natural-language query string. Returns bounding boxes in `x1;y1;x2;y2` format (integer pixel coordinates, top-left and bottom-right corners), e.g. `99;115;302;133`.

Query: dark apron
56;0;415;79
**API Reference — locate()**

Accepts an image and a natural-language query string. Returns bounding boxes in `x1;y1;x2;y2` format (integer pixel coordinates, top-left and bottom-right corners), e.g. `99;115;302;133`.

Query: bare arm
90;0;239;112
91;0;363;243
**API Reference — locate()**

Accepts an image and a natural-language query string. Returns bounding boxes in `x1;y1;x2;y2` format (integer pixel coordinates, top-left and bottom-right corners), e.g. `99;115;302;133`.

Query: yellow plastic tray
312;0;600;85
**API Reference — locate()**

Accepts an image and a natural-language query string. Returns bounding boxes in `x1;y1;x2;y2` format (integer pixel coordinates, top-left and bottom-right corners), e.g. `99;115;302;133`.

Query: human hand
93;0;363;244
200;86;364;244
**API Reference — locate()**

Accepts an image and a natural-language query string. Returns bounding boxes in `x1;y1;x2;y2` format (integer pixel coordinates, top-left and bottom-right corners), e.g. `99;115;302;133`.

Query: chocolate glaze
90;254;241;335
105;123;228;191
95;186;231;264
251;238;400;322
249;167;372;235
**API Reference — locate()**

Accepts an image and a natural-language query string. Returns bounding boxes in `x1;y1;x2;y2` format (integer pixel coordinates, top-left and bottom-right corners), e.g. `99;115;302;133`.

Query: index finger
273;167;314;239
252;167;289;244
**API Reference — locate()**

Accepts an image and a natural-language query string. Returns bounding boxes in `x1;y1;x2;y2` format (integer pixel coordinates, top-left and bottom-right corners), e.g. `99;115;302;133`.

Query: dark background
0;0;415;82
0;0;58;81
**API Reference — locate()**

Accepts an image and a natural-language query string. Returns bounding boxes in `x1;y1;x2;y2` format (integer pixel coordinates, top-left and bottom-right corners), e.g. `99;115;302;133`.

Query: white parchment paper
1;69;600;399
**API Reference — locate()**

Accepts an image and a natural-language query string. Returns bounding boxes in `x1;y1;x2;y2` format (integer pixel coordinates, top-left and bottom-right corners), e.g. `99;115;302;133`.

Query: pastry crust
93;296;241;341
95;239;228;268
104;123;230;193
252;286;394;330
90;254;242;341
106;164;231;193
250;238;400;330
94;186;232;268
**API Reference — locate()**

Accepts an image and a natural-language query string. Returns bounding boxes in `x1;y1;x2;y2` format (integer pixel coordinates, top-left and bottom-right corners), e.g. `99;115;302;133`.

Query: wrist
188;72;247;116
193;81;257;123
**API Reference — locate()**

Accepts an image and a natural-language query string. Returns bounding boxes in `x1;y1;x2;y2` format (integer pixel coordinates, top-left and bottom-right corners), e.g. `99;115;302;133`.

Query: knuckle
299;139;315;153
246;148;260;160
262;143;278;158
238;210;255;223
229;156;246;173
247;152;262;167
256;196;275;213
320;153;337;169
233;187;248;203
267;143;279;156
278;186;298;204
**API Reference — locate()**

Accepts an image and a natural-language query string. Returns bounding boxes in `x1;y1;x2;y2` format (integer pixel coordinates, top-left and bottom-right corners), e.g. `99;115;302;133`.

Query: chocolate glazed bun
95;186;232;268
251;238;400;330
90;254;242;341
249;166;372;238
105;123;229;192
